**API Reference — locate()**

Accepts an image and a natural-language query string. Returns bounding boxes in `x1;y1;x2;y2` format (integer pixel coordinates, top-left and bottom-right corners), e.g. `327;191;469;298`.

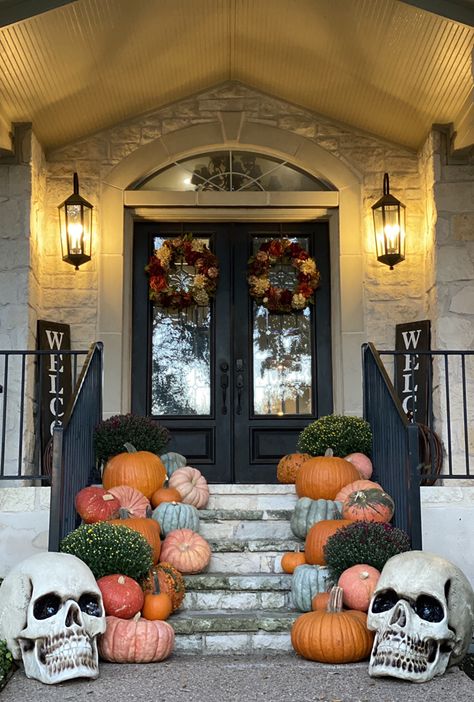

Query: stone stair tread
199;508;294;521
207;537;303;552
170;609;299;634
184;572;292;590
208;484;296;494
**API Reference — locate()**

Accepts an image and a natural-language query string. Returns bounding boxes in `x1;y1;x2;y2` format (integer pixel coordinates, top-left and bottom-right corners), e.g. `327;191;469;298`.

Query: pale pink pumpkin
107;485;151;518
98;614;174;662
160;528;211;574
168;466;209;509
344;453;373;480
334;479;382;504
338;564;381;612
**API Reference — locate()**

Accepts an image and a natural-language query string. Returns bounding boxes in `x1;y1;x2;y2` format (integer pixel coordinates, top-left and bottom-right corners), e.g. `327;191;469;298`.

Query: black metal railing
48;342;103;551
0;349;88;481
363;343;422;548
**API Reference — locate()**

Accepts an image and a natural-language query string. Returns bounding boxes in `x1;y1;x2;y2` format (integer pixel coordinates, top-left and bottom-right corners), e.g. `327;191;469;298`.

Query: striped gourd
291;564;331;612
151;501;200;537
291;497;342;539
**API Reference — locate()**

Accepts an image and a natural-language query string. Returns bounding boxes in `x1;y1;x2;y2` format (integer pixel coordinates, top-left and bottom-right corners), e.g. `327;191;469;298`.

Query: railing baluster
461;354;470;476
1;356;9;477
17;354;26;475
444;354;453;476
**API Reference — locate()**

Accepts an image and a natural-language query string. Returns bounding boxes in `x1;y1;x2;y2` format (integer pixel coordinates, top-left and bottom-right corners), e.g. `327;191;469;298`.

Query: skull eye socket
414;594;444;622
79;593;102;617
33;594;61;620
371;588;399;613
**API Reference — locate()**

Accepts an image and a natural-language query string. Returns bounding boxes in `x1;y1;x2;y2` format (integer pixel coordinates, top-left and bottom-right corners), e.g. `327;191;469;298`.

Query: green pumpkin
291;564;330;612
160;451;187;476
290;497;342;539
151;501;200;537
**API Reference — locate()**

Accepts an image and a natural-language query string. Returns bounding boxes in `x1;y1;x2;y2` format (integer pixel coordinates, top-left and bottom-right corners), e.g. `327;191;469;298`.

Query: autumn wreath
247;238;320;313
145;234;219;310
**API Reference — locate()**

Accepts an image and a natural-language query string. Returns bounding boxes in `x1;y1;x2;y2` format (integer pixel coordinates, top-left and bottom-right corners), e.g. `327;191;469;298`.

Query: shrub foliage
94;413;170;465
297;414;372;457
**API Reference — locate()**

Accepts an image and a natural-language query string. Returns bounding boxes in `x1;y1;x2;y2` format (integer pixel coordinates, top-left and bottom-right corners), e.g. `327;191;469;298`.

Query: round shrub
60;521;153;581
94;413;170;465
297;414;372;457
0;640;13;687
323;521;411;583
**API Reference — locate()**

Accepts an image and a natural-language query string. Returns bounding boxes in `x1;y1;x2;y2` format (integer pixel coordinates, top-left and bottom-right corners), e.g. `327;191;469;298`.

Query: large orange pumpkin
277;453;311;484
304;519;353;565
98;614;174;663
102;443;166;499
109;517;162;563
295;450;360;501
160;528;211;574
291;586;374;663
338;564;380;612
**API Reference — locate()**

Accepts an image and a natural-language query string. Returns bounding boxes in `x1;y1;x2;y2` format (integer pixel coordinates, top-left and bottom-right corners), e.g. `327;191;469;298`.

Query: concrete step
199;508;294;540
206;537;303;573
207;484;297;511
182;573;294;611
171;609;299;654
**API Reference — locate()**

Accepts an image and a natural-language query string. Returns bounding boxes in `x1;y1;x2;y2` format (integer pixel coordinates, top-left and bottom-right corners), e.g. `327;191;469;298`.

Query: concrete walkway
2;654;473;702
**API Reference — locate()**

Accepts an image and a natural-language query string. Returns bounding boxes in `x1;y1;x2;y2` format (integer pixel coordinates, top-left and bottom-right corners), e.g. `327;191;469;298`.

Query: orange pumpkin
334;479;382;503
109;517;161;563
102;443;167;499
291;586;374;663
338;564;381;612
341;488;395;523
311;591;331;611
281;547;306;574
344;453;373;480
277;453;311;484
295;450;360;501
107;485;151;518
97;574;144;619
160;528;211;574
141;571;172;621
98;614;174;663
151;486;182;508
304;519;353;565
142;562;185;612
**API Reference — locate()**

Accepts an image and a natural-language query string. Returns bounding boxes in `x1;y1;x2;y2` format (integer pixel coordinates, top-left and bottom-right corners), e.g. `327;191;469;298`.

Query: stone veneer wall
41;82;427;415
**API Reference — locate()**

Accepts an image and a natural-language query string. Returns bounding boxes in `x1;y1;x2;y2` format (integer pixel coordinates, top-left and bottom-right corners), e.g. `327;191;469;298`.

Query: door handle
235;358;244;415
220;361;229;414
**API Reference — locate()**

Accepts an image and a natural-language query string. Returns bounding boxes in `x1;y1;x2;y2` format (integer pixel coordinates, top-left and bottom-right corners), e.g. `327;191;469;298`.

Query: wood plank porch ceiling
0;0;472;152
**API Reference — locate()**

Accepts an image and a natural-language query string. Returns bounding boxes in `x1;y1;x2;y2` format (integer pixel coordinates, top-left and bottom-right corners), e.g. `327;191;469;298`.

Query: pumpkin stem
152;571;161;595
327;586;344;613
124;442;137;453
133;612;141;622
324;448;334;457
118;507;131;519
145;505;153;518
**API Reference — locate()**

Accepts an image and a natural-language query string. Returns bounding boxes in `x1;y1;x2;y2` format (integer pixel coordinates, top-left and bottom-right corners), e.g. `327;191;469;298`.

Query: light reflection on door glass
252;237;313;416
151;236;211;416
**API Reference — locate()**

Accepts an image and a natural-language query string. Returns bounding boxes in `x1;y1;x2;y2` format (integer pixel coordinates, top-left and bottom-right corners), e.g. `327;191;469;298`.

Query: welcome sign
395;320;431;425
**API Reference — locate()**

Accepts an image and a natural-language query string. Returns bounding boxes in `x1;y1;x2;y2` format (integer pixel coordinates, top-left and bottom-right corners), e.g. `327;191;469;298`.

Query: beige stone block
37;487;51;510
0;486;35;511
339;255;364;333
437;246;474;282
452;213;474;241
98;254;124;333
450;285;474;314
435;182;474;212
101;333;124;415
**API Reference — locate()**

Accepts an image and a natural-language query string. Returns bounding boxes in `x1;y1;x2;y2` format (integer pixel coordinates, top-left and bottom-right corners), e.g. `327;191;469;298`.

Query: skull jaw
368;631;451;683
19;635;99;685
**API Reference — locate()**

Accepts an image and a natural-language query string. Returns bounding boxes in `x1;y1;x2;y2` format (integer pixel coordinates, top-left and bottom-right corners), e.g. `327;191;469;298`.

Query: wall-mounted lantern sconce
58;173;93;270
372;173;406;270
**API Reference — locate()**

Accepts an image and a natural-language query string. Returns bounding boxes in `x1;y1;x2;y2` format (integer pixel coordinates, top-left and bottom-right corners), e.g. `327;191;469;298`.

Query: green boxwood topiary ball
297;414;372;457
323;520;411;583
60;521;153;581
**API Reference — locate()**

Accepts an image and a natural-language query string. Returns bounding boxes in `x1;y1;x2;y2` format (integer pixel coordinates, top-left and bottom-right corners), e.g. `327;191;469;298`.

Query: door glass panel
252;237;313;416
151;236;211;416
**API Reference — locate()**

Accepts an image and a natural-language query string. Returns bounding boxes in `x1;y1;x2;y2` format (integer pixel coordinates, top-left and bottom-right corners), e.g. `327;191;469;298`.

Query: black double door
132;221;332;483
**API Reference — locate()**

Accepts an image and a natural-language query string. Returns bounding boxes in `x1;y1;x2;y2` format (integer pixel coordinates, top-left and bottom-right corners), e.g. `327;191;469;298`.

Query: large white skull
367;550;474;683
0;552;105;685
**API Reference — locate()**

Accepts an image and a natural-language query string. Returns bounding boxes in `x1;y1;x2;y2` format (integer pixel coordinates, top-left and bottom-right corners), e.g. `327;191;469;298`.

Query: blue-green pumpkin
151;501;200;537
160;451;187;477
290;497;342;539
291;564;330;612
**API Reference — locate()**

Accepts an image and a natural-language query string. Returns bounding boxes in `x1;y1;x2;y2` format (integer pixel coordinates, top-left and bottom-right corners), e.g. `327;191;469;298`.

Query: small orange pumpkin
295;449;360;501
338;564;381;612
277;453;311;484
102;443;167;499
291;586;374;663
109;516;161;563
281;547;306;574
141;571;173;621
311;591;331;611
142;562;185;612
304;519;353;565
151;486;182;508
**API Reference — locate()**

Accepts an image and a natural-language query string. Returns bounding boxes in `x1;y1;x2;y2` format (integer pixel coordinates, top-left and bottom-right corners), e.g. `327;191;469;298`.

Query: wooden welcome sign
395;320;431;425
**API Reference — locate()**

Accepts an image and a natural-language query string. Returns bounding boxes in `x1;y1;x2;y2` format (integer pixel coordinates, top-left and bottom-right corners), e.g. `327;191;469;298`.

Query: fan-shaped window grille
135;150;334;192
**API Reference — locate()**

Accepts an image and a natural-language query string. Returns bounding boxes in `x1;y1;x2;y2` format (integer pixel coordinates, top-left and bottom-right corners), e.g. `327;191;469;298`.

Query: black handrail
48;342;103;551
362;343;422;548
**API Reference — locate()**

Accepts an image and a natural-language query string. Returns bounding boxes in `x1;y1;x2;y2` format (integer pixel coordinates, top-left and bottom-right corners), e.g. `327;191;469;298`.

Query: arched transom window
135;150;334;192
